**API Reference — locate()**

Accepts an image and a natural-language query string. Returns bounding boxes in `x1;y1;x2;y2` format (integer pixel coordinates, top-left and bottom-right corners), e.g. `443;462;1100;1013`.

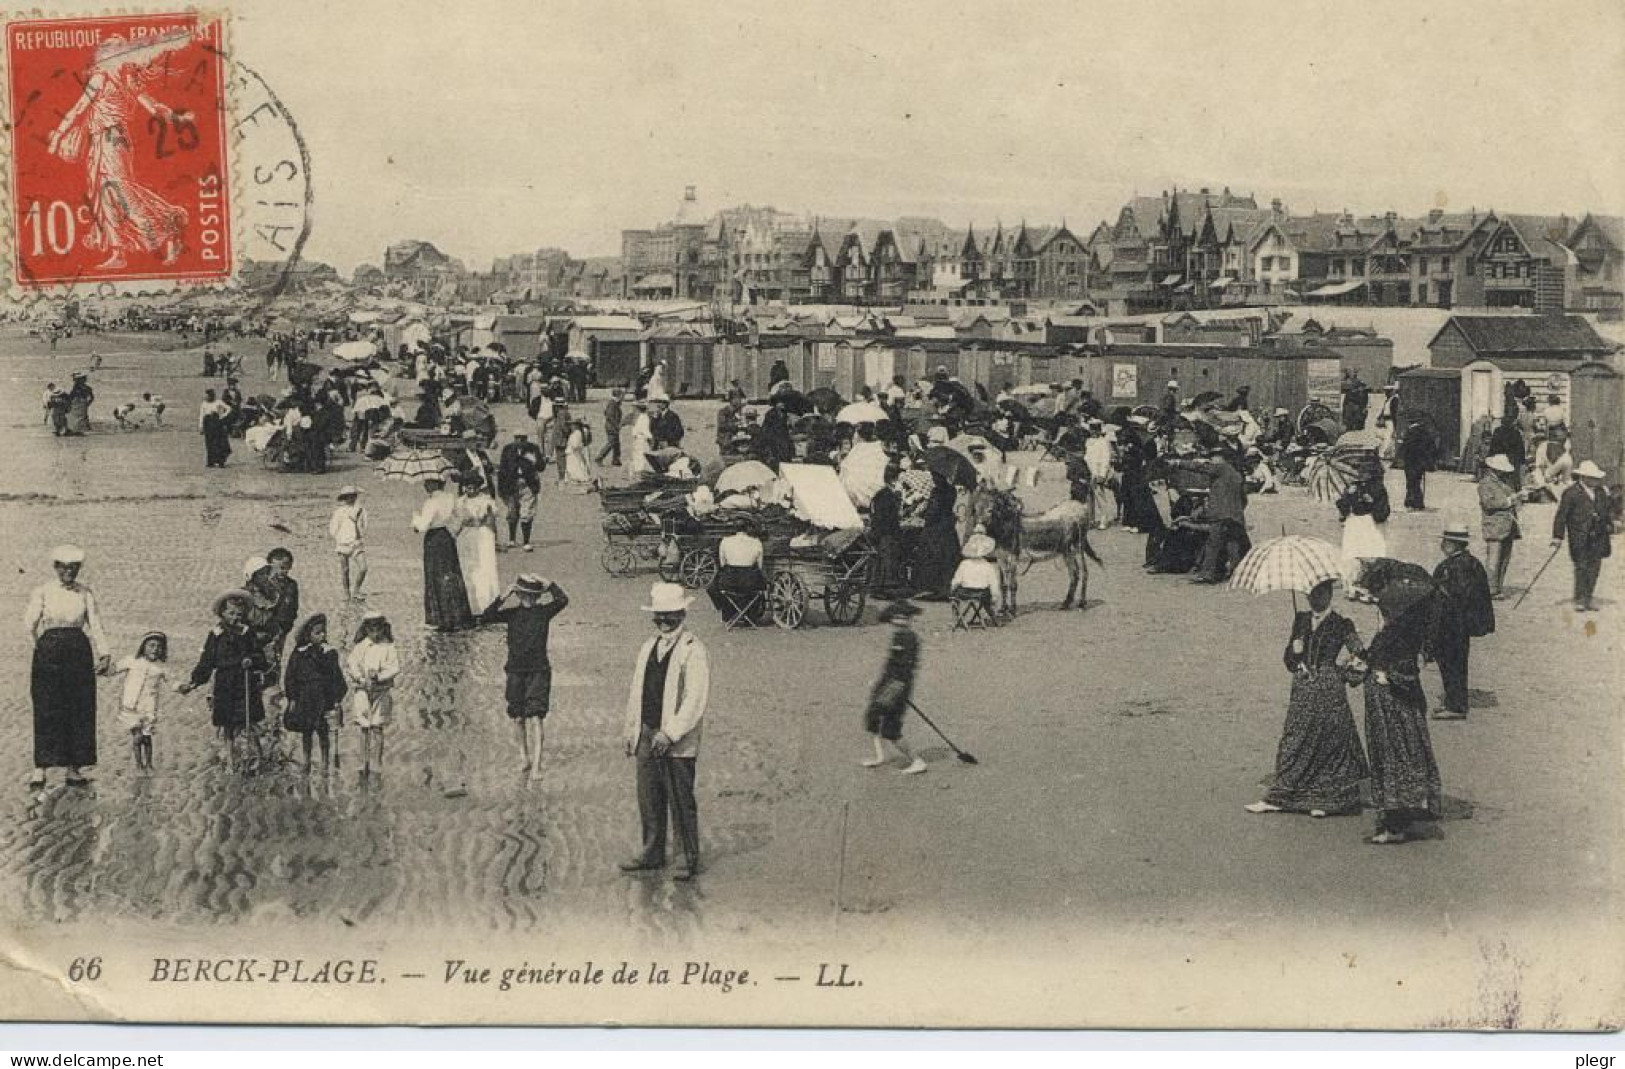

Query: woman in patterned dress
1246;580;1369;817
1360;573;1443;844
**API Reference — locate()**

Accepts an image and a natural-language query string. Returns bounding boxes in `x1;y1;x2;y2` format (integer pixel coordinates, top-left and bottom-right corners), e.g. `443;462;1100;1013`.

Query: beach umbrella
714;460;776;495
300;353;346;371
922;445;979;488
1304;450;1360;503
836;400;889;425
1229;535;1343;596
377;448;456;483
333;339;377;361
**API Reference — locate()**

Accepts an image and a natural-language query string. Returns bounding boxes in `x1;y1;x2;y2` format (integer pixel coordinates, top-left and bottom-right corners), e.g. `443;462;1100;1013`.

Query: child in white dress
345;613;401;778
107;632;172;772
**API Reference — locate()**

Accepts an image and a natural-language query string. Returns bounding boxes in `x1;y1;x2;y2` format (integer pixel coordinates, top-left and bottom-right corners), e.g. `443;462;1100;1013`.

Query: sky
190;0;1625;273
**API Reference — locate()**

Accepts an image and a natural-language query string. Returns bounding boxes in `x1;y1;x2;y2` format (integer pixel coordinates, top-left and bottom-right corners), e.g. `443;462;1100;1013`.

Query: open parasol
835;400;889;425
1357;558;1436;621
714;460;777;495
377;447;456;483
1229;535;1343;596
333;340;377;362
1304;450;1360;503
922;445;979;488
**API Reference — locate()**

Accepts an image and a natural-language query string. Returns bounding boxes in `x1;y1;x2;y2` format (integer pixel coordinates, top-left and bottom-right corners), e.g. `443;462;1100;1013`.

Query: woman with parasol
1356;559;1445;844
1233;537;1369;817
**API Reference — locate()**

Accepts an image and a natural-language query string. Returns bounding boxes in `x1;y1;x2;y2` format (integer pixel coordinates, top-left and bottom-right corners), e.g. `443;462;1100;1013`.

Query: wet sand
0;329;1620;1027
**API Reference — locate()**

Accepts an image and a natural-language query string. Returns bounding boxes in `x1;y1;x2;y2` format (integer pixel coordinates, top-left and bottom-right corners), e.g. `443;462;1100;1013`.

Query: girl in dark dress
178;591;270;751
1246;580;1370;817
1361;584;1443;844
281;614;348;772
868;466;905;596
912;470;960;600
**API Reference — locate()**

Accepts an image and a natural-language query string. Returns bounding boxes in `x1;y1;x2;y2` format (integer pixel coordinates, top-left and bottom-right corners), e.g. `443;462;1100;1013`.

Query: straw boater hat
962;529;997;560
211;588;252;617
335;485;362;500
1441;524;1472;544
49;544;85;565
515;573;548;595
1484;455;1515;473
647;391;670;404
242;555;268;579
1575;460;1607;480
641;582;693;613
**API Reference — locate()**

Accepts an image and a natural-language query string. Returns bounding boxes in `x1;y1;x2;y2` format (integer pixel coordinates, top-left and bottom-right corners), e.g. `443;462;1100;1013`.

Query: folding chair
717;589;766;631
951;592;997;630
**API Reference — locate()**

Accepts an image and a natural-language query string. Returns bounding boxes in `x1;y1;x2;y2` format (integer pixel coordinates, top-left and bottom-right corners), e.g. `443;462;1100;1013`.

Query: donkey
968;487;1102;614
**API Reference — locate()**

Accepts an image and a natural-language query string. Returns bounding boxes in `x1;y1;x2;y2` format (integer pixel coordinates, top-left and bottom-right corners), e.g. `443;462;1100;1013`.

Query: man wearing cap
1551;460;1615;612
647;394;685;451
1428;525;1494;720
620;583;710;880
329;487;368;600
481;574;570;778
863;601;927;774
497;430;545;551
1478;455;1525;598
1340;369;1369;432
1171;449;1251;584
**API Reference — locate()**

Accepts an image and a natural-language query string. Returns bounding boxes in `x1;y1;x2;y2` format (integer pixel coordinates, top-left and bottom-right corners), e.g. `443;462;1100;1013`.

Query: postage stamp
2;11;231;290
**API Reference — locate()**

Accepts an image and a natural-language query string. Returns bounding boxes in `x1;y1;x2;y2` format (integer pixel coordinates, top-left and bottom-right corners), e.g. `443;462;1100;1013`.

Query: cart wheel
769;572;809;630
823;580;867;626
679;548;719;590
600;543;637;577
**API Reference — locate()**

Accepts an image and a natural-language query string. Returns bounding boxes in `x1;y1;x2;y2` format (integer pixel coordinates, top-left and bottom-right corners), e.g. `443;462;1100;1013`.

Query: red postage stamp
3;11;231;289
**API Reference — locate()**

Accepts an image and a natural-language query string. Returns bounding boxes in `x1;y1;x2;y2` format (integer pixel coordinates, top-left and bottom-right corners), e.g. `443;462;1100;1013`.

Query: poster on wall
1112;362;1138;399
1307;358;1342;406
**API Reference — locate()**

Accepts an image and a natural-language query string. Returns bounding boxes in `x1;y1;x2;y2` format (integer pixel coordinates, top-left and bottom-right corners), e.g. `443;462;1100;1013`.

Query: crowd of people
21;325;1620;875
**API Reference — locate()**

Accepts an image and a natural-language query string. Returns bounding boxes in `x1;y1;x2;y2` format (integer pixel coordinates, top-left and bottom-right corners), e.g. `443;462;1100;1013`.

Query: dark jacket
282;643;347;732
190;625;269;729
1553;483;1614;562
757;406;794;466
1488;422;1526;472
1431;551;1495;640
497;440;544;495
649;409;685;449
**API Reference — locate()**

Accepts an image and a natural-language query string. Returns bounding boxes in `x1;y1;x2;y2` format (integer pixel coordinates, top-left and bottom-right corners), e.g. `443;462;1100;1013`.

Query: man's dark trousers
633;726;699;871
1433;626;1470;715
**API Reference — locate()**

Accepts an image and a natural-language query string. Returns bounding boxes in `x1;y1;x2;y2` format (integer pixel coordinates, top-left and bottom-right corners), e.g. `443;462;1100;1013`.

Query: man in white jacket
620;583;711;881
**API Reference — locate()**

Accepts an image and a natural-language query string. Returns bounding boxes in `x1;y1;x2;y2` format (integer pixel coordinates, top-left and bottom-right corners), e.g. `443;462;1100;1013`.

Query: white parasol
835;400;889;425
333;340;377;362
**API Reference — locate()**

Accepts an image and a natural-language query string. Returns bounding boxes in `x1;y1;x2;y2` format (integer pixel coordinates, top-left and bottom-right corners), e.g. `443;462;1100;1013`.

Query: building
1470;214;1577;313
383;239;465;299
1427;313;1615;439
1566;214;1625;319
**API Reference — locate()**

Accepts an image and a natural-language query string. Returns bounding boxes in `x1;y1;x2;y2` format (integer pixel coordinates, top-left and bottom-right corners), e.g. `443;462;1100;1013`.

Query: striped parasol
376;447;456;483
1303;450;1360;503
1229;535;1343;596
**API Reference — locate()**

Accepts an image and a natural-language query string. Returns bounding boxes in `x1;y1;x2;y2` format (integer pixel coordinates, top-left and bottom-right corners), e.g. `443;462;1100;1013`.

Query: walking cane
1512;543;1564;610
905;699;979;765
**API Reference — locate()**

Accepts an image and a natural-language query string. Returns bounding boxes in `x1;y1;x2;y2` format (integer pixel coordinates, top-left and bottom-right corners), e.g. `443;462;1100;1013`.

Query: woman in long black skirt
1361;582;1443;844
1246;579;1370;817
411;475;474;631
23;545;111;789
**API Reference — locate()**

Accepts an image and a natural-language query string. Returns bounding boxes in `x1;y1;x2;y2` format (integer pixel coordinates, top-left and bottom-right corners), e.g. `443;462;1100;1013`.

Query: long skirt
32;628;97;768
913;521;960;597
423;527;474;630
65;397;92;434
203;417;231;467
708;564;766;622
1262;668;1369;813
1364;676;1442;824
458;525;501;614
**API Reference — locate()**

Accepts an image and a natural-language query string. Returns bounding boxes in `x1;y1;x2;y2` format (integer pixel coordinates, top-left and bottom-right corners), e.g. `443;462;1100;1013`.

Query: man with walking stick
1551;460;1615;613
861;600;927;775
620;582;710;881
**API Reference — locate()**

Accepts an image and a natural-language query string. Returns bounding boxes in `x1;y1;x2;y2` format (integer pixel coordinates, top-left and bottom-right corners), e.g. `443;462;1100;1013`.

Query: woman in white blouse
411;475;473;631
22;545;110;788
